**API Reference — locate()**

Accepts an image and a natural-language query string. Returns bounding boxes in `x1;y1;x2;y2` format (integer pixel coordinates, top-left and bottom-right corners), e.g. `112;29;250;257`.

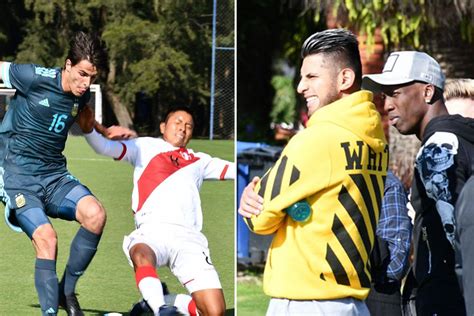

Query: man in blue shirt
377;172;412;283
366;171;412;315
0;31;108;316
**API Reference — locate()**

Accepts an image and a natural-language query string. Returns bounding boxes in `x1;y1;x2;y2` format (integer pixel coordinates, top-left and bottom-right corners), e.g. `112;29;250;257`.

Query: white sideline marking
68;157;113;162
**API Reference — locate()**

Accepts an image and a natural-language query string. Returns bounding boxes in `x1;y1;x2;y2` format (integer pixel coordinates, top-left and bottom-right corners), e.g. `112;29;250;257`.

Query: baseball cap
362;51;445;92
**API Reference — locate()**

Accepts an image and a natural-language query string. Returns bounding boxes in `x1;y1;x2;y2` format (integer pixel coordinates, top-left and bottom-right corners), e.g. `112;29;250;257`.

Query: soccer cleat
158;305;180;316
129;299;152;316
59;292;84;316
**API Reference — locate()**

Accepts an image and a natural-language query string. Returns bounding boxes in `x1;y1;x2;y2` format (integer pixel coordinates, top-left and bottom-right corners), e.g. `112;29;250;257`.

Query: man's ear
65;59;72;71
160;122;165;134
338;68;356;92
424;84;435;103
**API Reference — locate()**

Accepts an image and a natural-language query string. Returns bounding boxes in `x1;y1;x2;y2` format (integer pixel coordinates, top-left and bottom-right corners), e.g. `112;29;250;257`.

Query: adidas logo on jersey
39;98;50;107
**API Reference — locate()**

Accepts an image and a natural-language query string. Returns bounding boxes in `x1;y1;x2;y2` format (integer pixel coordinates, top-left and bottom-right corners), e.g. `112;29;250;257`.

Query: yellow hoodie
245;90;388;300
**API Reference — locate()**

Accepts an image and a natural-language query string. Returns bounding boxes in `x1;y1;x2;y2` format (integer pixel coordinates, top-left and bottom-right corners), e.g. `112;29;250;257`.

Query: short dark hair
66;31;108;71
301;29;362;87
163;106;195;124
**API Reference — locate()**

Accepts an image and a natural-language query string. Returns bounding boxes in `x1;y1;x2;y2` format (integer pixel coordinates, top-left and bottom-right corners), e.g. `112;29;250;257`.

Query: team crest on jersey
71;101;79;116
15;193;26;208
180;150;194;160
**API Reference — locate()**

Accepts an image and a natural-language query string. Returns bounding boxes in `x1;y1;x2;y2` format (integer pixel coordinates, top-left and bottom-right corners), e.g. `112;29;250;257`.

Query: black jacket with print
411;115;474;307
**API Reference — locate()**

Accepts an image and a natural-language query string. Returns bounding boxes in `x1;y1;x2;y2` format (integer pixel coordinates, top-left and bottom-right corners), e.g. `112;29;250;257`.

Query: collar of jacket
306;90;374;128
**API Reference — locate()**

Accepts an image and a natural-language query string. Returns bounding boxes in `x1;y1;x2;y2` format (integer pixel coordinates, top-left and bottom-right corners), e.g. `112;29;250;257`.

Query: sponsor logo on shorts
203;252;213;266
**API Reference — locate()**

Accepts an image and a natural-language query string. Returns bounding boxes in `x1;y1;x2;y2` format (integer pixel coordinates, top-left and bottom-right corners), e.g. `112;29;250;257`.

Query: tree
289;0;474;49
0;0;28;60
237;1;323;141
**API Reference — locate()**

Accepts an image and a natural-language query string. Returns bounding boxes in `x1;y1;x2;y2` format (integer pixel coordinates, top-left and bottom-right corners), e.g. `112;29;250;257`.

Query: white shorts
266;297;369;316
122;223;222;294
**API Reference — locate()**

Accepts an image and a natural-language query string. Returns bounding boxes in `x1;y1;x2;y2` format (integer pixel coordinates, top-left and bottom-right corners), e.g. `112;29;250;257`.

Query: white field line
68;157;113;162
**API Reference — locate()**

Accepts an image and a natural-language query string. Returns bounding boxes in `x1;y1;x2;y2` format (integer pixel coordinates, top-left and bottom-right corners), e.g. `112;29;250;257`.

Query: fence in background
209;0;234;140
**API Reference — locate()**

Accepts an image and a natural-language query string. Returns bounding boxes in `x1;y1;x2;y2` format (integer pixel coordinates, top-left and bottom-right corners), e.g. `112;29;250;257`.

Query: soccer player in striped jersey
78;105;235;316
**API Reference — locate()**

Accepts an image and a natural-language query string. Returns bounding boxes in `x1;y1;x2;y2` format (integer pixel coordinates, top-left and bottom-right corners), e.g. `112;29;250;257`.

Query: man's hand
238;176;264;218
78;104;137;140
76;105;95;133
103;125;138;140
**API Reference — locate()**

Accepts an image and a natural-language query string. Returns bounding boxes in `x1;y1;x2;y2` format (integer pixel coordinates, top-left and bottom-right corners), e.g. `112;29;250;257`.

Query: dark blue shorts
4;170;93;239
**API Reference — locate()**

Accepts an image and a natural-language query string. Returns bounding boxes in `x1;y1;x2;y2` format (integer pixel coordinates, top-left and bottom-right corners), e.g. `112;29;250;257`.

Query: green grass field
237;274;269;316
0;136;235;315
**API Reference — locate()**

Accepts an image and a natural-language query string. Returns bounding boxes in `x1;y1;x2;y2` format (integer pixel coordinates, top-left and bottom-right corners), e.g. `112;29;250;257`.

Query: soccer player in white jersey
77;106;235;316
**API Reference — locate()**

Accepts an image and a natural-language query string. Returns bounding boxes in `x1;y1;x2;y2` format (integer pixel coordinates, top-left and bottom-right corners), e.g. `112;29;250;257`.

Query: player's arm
245;133;331;235
95;122;137;140
77;105;136;159
0;62;35;92
84;128;134;160
201;154;235;180
77;104;137;140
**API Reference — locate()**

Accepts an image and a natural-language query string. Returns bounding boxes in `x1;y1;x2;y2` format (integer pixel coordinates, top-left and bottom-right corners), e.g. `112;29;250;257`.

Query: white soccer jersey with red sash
85;129;234;231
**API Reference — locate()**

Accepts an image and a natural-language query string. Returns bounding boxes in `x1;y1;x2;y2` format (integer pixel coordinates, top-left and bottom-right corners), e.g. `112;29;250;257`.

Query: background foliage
237;0;474;142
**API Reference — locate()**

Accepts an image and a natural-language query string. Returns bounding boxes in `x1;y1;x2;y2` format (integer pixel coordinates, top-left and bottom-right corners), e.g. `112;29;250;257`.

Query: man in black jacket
363;52;474;316
445;78;474;316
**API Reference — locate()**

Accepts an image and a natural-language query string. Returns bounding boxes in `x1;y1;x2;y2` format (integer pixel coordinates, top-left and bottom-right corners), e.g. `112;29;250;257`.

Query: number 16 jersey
0;62;89;175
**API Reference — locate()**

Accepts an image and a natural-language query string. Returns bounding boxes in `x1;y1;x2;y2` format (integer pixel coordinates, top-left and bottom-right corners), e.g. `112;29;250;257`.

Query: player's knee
32;225;58;252
130;244;156;267
89;201;106;230
79;200;107;233
197;300;225;316
193;290;225;316
94;202;107;224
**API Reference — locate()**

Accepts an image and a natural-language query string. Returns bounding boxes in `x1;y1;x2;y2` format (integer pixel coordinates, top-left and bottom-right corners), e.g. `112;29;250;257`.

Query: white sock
164;293;198;316
138;277;165;314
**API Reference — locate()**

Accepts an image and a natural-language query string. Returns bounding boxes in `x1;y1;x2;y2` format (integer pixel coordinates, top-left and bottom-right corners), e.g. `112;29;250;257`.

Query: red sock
134;266;165;313
188;298;197;316
135;265;158;287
